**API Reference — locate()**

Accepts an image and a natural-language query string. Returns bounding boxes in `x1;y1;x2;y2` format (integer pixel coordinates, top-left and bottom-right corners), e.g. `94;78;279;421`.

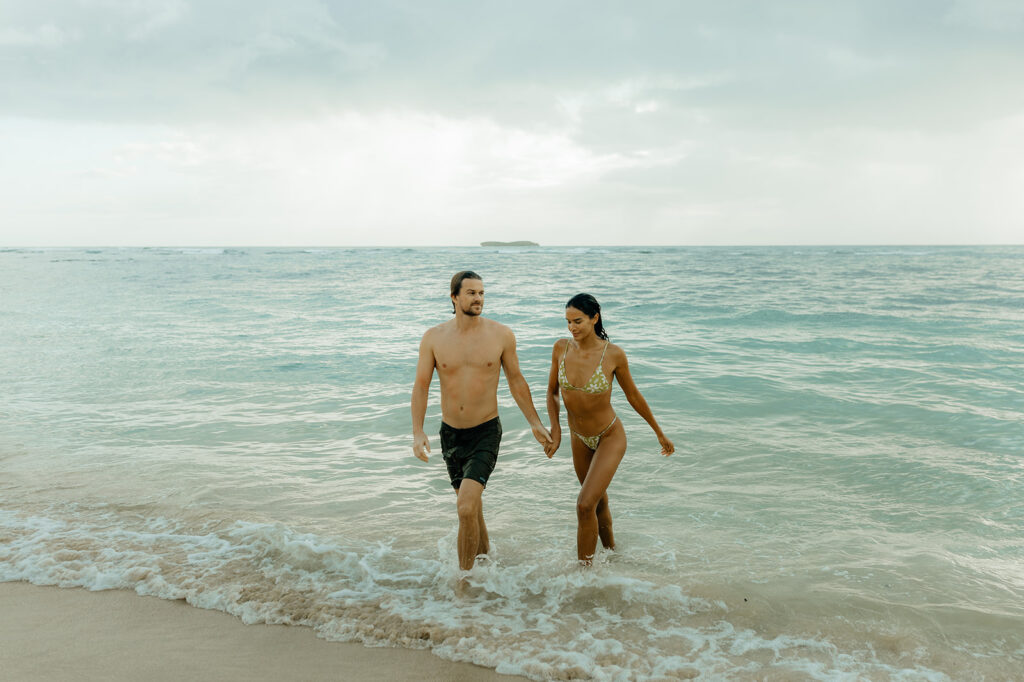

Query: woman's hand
657;433;674;456
545;426;561;458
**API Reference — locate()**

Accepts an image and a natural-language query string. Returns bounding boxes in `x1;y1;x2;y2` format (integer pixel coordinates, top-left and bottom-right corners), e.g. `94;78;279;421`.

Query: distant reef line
480;241;539;247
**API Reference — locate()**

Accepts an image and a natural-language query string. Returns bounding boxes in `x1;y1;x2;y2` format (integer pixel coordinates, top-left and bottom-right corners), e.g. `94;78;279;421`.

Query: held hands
543;426;561;459
531;423;554;456
412;431;431;462
657;433;675;456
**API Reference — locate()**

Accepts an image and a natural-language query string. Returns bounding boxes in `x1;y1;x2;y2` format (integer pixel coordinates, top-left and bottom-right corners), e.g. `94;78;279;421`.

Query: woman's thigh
571;435;595;484
575;422;627;500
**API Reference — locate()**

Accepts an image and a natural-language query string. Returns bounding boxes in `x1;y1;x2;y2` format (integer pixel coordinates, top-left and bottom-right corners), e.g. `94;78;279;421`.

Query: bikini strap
598;340;609;362
561;338;571;363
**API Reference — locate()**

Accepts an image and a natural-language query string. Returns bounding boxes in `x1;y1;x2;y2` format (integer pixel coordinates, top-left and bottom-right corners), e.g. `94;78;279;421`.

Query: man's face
453;278;484;316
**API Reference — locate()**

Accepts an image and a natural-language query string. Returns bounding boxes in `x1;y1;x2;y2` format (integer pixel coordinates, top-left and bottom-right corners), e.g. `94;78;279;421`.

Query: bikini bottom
571;416;618;450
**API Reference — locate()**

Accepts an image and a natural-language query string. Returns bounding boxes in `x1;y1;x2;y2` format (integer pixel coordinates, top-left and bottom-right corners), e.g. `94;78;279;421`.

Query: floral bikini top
558;340;612;394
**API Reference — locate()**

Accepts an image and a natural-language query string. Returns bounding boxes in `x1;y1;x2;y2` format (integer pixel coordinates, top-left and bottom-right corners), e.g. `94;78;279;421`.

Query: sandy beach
0;582;526;682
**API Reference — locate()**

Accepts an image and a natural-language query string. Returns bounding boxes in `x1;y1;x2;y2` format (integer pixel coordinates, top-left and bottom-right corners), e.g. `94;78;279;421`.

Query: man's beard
461;303;481;316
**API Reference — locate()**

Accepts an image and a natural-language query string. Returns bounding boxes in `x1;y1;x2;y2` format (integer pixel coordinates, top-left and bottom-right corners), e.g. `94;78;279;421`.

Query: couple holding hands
411;270;673;573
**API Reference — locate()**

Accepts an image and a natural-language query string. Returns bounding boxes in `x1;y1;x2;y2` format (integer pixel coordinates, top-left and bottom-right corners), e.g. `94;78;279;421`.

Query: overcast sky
2;1;1023;246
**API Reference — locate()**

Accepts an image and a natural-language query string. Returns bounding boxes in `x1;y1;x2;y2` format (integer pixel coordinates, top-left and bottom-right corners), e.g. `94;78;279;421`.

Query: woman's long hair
566;293;608;340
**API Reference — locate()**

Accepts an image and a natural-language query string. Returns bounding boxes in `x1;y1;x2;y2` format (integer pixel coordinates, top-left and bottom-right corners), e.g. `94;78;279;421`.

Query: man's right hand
412;432;431;462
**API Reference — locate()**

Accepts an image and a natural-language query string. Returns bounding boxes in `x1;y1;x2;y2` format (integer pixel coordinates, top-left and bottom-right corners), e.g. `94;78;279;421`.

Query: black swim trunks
440;416;502;489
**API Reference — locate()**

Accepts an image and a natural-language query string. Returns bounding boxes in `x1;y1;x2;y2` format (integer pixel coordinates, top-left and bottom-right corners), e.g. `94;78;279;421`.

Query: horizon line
3;243;1023;249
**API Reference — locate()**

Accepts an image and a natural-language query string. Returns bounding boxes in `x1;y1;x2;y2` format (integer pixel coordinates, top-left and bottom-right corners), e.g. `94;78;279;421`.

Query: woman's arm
544;340;565;458
611;346;674;456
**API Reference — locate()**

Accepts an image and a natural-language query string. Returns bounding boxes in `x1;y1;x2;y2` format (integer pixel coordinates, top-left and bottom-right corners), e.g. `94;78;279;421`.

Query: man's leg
455;479;485;570
477;503;489;557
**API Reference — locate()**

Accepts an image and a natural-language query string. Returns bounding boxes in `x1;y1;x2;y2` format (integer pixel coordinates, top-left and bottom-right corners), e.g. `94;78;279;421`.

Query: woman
545;293;674;564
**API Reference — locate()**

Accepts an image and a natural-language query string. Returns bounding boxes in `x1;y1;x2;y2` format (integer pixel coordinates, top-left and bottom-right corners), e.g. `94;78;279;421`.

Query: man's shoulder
422;319;455;340
466;316;508;337
483;317;512;333
476;318;514;351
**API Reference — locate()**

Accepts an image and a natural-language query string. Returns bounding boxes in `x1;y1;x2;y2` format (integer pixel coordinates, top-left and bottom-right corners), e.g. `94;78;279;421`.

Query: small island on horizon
480;240;539;247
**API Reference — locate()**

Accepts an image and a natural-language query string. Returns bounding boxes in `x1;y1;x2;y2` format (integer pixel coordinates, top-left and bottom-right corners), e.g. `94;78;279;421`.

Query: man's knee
457;482;484;521
457;498;480;521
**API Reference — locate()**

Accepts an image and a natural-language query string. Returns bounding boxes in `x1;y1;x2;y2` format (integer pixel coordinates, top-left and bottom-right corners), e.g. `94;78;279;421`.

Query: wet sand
0;581;527;682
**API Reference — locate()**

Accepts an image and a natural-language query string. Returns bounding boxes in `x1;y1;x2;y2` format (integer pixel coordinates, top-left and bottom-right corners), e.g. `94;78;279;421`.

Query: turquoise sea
2;246;1022;680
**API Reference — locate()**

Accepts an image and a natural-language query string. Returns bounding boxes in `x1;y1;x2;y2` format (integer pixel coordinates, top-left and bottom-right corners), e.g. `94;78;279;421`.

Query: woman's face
565;306;598;340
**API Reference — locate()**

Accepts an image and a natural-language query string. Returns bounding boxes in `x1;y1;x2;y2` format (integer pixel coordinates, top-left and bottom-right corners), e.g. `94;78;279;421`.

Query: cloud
0;0;387;122
944;0;1024;31
0;24;77;48
1;1;1023;245
78;0;190;40
3;111;689;245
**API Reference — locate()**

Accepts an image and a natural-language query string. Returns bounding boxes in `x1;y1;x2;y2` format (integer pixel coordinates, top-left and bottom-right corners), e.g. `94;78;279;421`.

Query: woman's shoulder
605;341;627;362
553;337;570;350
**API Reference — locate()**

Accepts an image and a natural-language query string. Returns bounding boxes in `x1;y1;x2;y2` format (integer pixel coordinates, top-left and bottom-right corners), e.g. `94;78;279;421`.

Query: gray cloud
2;1;1022;245
3;1;1020;127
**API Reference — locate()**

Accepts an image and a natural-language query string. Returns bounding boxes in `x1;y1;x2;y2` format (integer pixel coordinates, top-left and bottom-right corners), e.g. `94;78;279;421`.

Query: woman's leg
571;422;626;563
596;492;614;550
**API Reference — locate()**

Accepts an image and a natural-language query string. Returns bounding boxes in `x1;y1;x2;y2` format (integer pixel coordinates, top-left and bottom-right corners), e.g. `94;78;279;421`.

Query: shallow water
2;246;1023;679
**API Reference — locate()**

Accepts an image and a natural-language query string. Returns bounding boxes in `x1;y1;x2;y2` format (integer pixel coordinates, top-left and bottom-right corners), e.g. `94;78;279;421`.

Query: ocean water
1;245;1023;680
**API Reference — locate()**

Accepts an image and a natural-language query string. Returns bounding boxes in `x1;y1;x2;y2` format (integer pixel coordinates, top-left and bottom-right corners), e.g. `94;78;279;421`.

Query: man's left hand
531;423;553;451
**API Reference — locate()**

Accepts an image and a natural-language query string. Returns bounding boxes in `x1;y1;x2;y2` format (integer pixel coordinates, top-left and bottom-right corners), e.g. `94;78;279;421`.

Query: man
411;270;552;573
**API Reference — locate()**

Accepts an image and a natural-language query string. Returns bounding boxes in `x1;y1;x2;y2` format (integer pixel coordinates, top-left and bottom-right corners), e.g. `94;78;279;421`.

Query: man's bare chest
434;343;502;375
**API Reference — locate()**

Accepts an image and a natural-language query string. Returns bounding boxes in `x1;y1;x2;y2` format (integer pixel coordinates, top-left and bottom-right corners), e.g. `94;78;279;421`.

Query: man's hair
450;270;482;314
566;293;609;340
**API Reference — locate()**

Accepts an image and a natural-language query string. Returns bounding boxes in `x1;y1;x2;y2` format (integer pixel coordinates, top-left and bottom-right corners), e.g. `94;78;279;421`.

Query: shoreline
0;581;527;682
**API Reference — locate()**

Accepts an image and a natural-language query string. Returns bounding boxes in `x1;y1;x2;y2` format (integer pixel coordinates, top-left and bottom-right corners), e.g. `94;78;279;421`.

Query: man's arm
411;331;436;461
500;328;553;448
